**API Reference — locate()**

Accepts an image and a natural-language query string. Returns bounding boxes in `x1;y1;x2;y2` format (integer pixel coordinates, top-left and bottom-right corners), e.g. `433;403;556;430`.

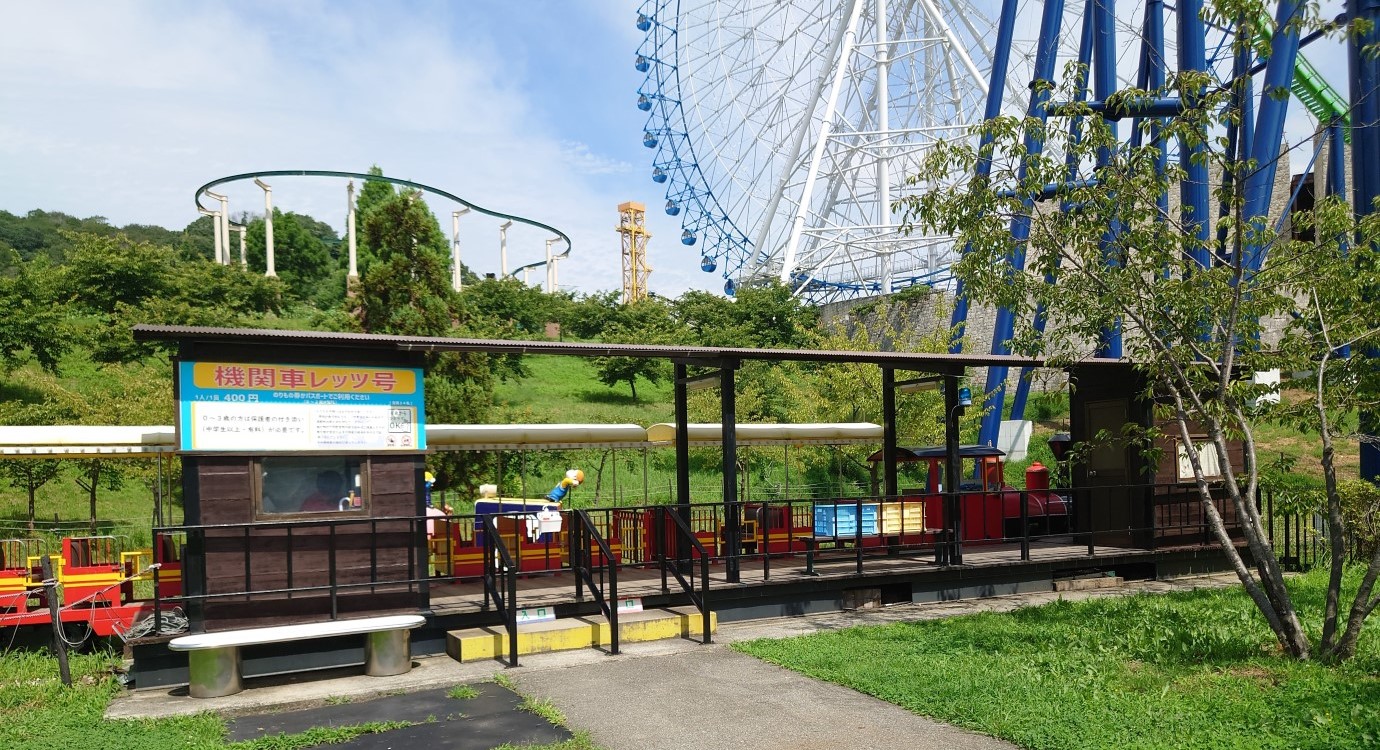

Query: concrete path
107;572;1241;749
513;646;1011;750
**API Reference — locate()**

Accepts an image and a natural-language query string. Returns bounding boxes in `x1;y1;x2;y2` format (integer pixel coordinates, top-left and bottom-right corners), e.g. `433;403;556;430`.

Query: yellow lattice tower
617;201;652;303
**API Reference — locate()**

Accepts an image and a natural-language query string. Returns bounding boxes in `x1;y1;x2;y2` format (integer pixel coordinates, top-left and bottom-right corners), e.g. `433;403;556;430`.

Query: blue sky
0;1;1356;297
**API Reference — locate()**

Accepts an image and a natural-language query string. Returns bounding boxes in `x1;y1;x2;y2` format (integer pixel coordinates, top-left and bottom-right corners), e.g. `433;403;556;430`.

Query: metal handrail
572;509;619;654
483;515;519;667
658;507;711;644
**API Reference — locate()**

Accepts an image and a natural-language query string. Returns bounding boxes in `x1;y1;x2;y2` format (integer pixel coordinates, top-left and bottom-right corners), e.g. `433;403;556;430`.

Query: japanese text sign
178;361;426;452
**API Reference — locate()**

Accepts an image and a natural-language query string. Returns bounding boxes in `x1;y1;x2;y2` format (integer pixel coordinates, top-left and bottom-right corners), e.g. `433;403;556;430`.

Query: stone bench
169;614;426;698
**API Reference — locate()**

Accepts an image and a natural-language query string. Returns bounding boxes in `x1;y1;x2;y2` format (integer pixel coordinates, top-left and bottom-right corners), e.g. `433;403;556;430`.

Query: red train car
0;534;183;638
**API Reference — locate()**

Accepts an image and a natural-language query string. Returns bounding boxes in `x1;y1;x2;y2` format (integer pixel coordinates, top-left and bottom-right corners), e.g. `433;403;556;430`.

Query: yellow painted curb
446;608;717;663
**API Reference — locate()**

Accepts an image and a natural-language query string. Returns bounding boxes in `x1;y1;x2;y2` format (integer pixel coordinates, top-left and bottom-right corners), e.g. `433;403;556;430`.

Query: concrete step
1054;575;1124;592
445;607;717;663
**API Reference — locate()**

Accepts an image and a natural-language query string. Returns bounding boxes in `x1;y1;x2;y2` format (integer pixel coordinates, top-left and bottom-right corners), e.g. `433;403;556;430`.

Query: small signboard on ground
516;607;557;624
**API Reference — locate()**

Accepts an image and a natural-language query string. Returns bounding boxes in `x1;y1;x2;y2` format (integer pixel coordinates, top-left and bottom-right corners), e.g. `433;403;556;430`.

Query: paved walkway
107;572;1241;750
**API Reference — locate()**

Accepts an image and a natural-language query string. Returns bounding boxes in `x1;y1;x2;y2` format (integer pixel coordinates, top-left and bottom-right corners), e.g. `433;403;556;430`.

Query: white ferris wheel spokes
636;0;997;300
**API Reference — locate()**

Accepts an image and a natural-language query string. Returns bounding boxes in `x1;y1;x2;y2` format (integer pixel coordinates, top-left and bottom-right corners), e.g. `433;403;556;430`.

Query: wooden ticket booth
170;331;429;633
1068;362;1244;550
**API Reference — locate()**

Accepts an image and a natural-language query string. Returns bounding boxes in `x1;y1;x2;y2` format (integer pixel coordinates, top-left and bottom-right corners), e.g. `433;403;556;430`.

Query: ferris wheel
635;0;1004;301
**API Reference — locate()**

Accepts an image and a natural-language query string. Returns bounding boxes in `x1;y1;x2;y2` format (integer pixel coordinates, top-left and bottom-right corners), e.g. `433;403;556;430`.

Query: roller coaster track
194;169;572;276
1257;14;1351;141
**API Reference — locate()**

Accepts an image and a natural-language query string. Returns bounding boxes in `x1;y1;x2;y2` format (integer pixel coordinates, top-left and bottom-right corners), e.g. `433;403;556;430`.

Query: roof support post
944;374;964;565
674;362;691;568
721;361;741;583
882;367;898;497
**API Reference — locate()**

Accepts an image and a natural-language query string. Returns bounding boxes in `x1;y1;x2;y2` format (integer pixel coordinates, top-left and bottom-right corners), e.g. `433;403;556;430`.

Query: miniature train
0;535;181;638
3;447;1067;637
428;446;1070;577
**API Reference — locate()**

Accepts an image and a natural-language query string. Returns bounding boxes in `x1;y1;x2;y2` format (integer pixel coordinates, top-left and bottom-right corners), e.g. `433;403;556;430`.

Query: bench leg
187;646;241;698
805;544;818;576
365;629;412;677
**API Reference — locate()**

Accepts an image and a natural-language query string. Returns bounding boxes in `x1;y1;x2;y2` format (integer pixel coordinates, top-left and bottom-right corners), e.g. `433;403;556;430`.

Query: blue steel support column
1148;0;1170;281
1178;0;1213;273
1242;0;1303;273
1349;0;1380;481
948;0;1019;353
1093;0;1123;358
977;0;1068;449
1012;0;1096;420
1328;120;1348;203
1217;21;1255;265
1327;123;1350;359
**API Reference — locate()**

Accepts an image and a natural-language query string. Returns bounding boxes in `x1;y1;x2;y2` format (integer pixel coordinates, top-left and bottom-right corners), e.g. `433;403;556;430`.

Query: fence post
40;556;72;686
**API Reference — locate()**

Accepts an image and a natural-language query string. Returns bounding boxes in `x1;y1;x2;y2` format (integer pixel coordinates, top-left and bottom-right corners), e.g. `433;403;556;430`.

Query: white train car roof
0;422;884;457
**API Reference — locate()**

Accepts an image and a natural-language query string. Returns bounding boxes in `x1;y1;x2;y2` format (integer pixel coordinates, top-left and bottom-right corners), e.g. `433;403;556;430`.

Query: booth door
1083;398;1138;548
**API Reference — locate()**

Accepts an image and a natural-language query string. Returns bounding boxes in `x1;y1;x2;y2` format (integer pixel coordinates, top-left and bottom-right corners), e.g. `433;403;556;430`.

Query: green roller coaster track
1257;14;1351;142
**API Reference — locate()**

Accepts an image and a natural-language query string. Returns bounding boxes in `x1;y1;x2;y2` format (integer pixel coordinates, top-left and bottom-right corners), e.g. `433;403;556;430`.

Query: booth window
1175;439;1222;482
258;456;367;517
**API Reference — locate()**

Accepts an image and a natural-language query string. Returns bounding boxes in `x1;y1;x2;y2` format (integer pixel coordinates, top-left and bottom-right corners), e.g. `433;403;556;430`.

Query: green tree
460;277;562;338
354;165;397;275
729;282;820;348
594;300;677;400
176;214;217;262
0;458;62;534
72;459;122;534
0;399;68;533
0;256;68;372
357;190;456;335
0;398;71;532
355;189;497;491
898;13;1379;660
559;291;623;339
673;282;819;348
243;209;338;302
63;233;173;314
672;290;739;346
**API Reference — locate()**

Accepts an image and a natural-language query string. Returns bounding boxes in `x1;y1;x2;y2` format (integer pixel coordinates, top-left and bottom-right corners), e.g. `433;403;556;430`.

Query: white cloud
0;1;714;296
559;141;633;175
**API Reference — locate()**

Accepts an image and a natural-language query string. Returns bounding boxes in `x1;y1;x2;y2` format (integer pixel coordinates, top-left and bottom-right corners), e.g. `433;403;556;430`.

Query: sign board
177;361;425;452
997;420;1032;462
617;597;643;614
516;606;556;624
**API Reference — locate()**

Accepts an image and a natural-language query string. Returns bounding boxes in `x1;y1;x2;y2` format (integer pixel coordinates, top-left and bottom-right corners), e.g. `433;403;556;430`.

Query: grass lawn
492;354;673;427
735;569;1380;750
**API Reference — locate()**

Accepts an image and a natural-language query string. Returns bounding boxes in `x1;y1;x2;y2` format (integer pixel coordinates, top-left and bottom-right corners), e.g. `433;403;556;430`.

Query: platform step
445;607;716;663
1054;575;1124;592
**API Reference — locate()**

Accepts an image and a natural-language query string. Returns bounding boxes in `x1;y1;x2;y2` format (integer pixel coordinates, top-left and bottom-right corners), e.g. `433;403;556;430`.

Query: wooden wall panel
196;459;254;525
193;454;424;631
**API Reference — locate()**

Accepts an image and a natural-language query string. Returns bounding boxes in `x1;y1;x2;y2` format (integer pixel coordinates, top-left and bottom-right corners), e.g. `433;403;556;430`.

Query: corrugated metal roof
130;324;1112;372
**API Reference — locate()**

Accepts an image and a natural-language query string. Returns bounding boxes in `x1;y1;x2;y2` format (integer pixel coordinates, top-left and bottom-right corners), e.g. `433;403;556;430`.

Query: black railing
571;509;619;655
152;515;427;631
483;515;519;667
144;483;1322;643
657;507;711;644
1261;489;1326;571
